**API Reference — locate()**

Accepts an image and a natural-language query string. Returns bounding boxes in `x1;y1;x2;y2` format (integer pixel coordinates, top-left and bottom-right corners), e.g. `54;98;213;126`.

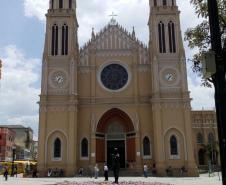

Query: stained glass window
101;64;128;91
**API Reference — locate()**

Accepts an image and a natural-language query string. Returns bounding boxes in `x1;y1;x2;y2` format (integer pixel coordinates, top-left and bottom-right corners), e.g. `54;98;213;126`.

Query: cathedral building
38;0;216;176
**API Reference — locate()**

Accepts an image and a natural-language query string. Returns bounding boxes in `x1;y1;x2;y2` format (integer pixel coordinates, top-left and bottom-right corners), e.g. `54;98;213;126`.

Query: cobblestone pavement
0;173;222;185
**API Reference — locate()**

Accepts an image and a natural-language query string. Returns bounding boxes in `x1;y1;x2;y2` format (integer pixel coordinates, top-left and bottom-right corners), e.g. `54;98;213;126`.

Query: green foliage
184;0;226;86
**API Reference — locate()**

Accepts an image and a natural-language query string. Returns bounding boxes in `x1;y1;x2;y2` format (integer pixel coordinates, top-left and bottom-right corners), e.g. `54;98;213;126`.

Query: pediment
80;21;147;52
79;20;149;67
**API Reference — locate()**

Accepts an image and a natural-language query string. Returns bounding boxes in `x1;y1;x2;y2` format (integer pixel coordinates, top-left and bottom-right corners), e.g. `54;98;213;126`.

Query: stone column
135;133;142;169
66;97;78;176
90;133;96;166
183;106;199;176
37;103;47;177
152;103;165;176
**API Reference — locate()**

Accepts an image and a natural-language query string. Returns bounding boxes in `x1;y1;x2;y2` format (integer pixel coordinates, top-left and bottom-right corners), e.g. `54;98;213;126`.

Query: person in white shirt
104;163;108;181
144;164;148;178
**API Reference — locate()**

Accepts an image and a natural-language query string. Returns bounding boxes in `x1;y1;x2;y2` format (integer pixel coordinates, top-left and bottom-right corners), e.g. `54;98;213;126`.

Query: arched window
163;0;167;6
154;0;157;6
81;138;88;157
208;133;214;144
69;0;72;9
143;137;151;156
54;138;61;158
168;21;176;53
62;24;69;55
59;0;63;9
197;133;204;144
158;22;166;53
51;24;58;56
170;135;178;155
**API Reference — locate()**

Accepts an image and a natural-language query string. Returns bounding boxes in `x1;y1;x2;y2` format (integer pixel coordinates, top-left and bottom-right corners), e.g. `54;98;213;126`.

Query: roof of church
80;18;147;54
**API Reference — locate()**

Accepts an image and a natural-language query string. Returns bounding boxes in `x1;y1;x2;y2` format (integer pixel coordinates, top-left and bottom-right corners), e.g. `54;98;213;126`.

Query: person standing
94;164;99;179
4;166;8;181
104;163;108;181
143;164;148;178
112;148;120;184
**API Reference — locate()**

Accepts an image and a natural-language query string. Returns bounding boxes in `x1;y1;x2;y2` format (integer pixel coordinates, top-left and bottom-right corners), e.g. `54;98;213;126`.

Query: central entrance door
107;140;125;169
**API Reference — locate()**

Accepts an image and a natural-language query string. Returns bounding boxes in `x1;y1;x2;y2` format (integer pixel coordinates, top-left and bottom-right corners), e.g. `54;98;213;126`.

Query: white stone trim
45;129;68;165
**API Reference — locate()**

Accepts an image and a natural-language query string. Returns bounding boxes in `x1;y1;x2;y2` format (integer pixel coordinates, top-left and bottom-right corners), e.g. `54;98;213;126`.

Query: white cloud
0;45;41;137
23;0;48;22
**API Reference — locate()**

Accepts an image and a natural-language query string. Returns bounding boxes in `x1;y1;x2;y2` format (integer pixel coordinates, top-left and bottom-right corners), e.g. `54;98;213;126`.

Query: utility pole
207;0;226;184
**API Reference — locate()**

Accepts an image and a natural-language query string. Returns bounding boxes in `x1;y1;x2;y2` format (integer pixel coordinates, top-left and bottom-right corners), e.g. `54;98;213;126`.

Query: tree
184;0;226;87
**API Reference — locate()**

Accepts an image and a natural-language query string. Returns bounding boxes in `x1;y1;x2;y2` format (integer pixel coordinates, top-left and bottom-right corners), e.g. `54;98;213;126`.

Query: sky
0;0;215;139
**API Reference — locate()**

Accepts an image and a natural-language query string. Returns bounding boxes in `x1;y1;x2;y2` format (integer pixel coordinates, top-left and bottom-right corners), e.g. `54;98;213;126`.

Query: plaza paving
0;173;223;185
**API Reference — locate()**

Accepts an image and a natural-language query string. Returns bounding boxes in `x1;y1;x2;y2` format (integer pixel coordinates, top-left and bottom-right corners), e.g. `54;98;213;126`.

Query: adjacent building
191;110;219;167
0;127;15;161
0;125;34;160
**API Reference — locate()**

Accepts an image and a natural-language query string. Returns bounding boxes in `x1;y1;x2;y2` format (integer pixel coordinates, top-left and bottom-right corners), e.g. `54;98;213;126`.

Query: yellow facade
37;0;209;177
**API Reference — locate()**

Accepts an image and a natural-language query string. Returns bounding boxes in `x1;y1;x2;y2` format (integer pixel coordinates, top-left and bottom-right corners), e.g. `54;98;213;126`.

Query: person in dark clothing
112;148;120;184
104;163;108;181
4;166;8;181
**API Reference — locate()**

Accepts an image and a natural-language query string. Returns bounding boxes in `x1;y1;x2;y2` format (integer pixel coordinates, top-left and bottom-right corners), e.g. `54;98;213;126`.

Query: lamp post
207;0;226;184
11;146;16;177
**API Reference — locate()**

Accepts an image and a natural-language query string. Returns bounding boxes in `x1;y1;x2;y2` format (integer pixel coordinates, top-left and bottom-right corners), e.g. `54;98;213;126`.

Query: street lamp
11;146;16;177
206;0;226;184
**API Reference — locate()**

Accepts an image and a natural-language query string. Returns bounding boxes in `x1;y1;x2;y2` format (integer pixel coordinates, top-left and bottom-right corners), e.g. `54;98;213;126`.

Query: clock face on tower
49;70;67;89
100;64;129;91
160;67;180;86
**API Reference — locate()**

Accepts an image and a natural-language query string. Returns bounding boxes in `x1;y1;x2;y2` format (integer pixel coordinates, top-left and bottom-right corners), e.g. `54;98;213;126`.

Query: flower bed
57;181;169;185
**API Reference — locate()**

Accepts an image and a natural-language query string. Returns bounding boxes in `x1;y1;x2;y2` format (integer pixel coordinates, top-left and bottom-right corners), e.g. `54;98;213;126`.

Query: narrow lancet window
62;24;69;55
163;0;167;6
54;138;61;158
168;21;176;53
158;22;166;53
143;137;151;156
172;0;175;6
59;0;63;9
51;24;58;56
154;0;157;6
170;135;178;155
69;0;72;9
51;0;54;9
81;138;88;157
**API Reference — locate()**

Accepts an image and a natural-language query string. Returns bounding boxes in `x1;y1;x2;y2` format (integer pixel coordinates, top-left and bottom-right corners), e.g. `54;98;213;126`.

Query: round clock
50;70;67;88
165;73;175;82
160;67;179;86
100;63;129;91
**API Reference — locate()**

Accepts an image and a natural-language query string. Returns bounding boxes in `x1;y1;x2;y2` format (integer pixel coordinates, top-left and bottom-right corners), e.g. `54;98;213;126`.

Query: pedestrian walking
104;163;108;181
143;164;148;178
112;148;120;184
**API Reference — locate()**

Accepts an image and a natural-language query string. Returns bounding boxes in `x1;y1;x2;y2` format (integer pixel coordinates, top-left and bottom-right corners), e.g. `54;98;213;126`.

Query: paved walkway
0;173;222;185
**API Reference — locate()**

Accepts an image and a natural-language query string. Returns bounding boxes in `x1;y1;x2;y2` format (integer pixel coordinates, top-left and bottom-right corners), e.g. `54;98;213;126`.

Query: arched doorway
96;108;136;168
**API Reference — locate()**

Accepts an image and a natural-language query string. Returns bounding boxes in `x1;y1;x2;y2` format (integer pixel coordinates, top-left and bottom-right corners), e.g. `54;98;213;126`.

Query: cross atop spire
109;12;117;19
109;12;118;25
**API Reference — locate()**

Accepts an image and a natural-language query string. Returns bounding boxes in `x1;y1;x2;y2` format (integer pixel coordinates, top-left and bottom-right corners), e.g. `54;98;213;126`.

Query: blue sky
0;0;215;139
